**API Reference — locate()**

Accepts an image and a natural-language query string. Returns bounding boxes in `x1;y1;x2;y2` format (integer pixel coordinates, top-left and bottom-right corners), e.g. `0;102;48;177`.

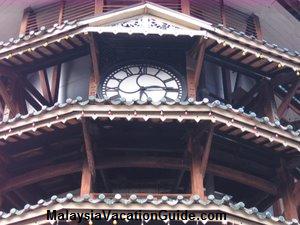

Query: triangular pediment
79;2;211;36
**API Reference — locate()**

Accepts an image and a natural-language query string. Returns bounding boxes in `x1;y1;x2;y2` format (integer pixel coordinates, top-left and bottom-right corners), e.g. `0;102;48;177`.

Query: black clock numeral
123;67;134;76
164;78;175;83
105;87;119;92
109;94;121;100
139;65;147;75
165;96;175;102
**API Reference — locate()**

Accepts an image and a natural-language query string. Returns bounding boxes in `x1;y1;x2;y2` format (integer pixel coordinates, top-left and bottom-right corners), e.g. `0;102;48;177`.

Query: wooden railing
20;0;261;39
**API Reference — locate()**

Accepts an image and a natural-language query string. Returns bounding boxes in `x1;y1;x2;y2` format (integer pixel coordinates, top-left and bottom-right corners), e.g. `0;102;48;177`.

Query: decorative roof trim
0;193;299;225
0;97;299;152
0;2;299;73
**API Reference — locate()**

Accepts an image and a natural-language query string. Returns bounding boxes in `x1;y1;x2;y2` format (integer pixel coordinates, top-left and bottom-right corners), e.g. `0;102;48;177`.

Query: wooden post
80;160;92;196
95;0;104;14
181;0;190;15
89;33;101;97
190;125;214;199
19;7;32;35
278;160;298;220
222;68;232;103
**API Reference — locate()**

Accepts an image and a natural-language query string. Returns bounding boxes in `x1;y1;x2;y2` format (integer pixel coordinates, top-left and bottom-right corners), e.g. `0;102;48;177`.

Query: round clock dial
101;63;184;102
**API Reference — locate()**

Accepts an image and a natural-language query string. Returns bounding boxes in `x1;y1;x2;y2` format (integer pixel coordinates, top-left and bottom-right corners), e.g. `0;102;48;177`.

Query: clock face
101;63;184;102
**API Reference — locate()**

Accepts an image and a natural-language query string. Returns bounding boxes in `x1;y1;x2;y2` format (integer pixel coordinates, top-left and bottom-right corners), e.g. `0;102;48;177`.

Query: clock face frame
100;62;186;102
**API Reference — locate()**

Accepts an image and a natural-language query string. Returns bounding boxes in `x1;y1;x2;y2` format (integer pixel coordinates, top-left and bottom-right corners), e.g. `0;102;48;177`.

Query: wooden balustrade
20;0;262;40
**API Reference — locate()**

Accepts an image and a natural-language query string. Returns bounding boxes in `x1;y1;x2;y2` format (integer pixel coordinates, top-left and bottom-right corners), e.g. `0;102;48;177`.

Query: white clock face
101;63;184;102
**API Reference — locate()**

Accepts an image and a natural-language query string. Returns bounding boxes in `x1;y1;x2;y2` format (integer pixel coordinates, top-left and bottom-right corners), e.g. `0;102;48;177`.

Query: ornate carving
112;16;181;31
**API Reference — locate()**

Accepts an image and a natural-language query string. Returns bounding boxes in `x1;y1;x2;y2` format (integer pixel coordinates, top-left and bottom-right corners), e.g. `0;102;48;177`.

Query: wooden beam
190;125;214;198
278;160;299;220
235;80;265;107
0;156;278;195
50;64;61;103
95;0;104;14
181;0;190;15
19;7;31;35
39;69;52;104
277;79;300;118
23;77;50;106
89;33;101;97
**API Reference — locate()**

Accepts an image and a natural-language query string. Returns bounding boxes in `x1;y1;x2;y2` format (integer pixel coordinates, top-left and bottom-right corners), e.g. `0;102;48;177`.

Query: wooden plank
50;64;61;103
181;0;190;15
39;69;52;104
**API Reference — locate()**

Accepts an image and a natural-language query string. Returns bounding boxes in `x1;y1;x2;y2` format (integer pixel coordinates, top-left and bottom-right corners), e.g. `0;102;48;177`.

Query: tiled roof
0;2;299;69
1;96;299;138
0;193;299;224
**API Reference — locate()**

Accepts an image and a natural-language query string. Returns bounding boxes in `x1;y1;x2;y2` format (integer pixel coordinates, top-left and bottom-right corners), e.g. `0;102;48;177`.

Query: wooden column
278;160;298;220
19;7;32;35
0;80;19;117
186;38;207;99
181;0;190;15
89;33;101;97
190;125;214;199
80;118;96;196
